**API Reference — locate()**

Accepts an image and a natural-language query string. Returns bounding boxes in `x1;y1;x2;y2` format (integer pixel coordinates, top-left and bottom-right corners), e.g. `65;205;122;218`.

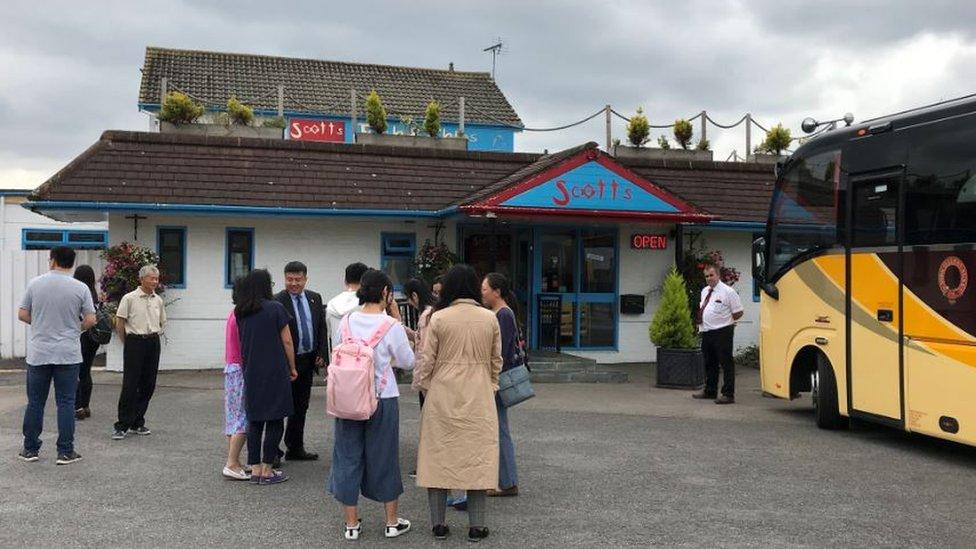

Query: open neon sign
631;233;668;250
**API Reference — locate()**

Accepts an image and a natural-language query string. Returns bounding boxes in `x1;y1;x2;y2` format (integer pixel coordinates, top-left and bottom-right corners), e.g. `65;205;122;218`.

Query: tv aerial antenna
483;39;504;79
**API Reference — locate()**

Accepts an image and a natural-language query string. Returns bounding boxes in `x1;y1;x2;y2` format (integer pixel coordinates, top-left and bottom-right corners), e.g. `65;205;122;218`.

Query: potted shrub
749;123;791;163
159;93;282;138
158;91;204;125
356;94;466;150
424;100;441;137
674;119;693;149
627;107;650;147
614;114;713;161
649;266;703;388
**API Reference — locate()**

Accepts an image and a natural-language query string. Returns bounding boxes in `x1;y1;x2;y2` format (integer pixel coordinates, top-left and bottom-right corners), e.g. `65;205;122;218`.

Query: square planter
655;347;704;389
747;153;787;164
613;145;713;162
355;132;468;150
159;121;284;139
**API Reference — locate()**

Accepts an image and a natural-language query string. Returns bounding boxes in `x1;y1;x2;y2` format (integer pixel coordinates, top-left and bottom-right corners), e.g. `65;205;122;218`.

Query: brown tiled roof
30;132;775;224
138;47;523;127
459;142;599;206
31;131;538;212
618;157;775;224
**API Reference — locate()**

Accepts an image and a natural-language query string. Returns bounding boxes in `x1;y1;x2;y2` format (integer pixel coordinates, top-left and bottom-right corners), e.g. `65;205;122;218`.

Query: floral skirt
224;364;247;435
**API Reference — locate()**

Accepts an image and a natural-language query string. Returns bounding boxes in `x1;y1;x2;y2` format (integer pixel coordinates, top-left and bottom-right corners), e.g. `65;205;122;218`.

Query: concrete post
350;89;357;138
605;105;612;152
459;96;465;136
700;110;707;144
277;85;284;117
745;113;752;160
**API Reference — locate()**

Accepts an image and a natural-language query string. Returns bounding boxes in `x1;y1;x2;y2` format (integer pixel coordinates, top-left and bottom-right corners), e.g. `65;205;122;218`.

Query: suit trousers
284;353;315;453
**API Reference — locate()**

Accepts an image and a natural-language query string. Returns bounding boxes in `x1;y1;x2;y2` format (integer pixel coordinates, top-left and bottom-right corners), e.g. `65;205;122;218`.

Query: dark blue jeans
23;363;80;454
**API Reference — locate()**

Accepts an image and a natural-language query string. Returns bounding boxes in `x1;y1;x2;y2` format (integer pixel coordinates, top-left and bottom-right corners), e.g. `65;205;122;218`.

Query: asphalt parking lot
1;365;974;548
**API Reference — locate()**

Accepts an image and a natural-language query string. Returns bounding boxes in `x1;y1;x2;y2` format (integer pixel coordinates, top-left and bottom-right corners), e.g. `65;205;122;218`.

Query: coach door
847;171;904;423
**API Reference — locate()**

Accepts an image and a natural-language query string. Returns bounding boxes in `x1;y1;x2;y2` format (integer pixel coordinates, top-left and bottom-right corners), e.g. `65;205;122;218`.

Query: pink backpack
326;315;398;420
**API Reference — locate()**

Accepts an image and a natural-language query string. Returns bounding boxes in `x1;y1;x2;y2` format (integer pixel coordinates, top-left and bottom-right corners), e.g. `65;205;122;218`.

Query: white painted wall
102;213;760;369
571;225;760;364
104;213;448;371
0;196;107;359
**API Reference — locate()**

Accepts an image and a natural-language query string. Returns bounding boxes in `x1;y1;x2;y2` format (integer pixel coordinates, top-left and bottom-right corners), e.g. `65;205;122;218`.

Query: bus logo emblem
938;256;968;305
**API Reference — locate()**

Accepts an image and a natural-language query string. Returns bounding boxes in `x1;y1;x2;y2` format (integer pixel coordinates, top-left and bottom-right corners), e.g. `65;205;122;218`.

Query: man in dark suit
274;261;328;461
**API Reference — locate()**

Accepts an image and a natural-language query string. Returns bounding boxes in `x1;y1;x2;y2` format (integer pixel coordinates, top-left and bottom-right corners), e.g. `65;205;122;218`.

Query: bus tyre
813;353;848;430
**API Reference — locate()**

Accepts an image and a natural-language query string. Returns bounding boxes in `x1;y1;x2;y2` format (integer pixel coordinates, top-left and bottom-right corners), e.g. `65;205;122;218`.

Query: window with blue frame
22;229;108;250
226;228;254;287
381;233;416;291
157;226;186;288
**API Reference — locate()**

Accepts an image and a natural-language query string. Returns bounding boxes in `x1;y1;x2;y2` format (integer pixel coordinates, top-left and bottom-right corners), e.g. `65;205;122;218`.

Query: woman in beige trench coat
416;264;501;543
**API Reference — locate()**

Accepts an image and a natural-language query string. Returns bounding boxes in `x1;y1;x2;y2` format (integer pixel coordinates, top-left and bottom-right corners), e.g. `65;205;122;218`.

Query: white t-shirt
341;311;415;399
698;281;744;332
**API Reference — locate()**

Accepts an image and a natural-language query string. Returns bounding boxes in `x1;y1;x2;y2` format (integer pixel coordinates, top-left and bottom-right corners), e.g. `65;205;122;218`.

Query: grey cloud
1;0;974;187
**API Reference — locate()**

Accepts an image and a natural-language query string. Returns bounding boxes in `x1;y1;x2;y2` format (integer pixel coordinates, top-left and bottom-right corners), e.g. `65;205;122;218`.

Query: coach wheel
813;353;848;430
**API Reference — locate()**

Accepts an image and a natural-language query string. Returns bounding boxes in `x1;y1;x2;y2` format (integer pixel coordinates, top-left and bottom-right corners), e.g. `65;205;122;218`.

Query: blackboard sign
537;294;562;351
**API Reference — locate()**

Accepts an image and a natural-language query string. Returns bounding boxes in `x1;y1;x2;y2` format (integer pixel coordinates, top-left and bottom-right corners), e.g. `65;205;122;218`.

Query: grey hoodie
326;290;361;347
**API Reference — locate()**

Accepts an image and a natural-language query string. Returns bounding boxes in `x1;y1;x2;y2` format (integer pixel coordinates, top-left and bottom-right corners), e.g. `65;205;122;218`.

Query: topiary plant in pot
365;89;388;134
627;107;650;147
158;91;204;125
673;119;693;150
424;100;441;137
649;266;703;388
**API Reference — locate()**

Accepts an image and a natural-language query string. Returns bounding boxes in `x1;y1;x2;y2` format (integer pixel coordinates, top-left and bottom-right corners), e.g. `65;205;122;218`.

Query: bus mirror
752;236;766;283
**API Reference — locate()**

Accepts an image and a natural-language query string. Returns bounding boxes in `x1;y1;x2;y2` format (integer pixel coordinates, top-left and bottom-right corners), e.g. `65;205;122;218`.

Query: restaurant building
25;131;773;370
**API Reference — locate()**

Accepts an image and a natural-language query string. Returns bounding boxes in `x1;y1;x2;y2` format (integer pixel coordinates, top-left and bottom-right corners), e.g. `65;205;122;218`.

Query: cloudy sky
2;0;975;189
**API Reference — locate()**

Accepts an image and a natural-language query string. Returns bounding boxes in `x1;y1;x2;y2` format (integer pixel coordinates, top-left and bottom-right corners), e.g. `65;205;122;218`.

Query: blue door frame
457;222;620;352
529;226;619;352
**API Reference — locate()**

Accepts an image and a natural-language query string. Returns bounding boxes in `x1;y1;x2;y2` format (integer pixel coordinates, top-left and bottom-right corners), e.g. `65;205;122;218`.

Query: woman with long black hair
235;269;297;485
481;272;521;497
74;265;100;420
416;264;501;542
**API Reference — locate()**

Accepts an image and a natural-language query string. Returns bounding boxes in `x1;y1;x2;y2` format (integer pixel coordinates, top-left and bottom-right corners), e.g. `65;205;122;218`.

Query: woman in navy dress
235;269;297;485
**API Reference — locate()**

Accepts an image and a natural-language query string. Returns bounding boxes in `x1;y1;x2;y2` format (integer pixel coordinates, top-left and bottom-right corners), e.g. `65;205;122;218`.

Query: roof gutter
23;200;461;219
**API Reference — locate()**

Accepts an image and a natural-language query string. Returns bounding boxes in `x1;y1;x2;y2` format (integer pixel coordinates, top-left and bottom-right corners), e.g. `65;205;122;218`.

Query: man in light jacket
326;262;369;348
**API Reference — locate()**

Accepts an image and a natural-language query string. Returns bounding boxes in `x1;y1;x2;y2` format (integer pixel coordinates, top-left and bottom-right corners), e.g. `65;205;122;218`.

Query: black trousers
283;353;315;453
248;419;284;466
115;335;161;431
701;325;735;397
75;334;100;409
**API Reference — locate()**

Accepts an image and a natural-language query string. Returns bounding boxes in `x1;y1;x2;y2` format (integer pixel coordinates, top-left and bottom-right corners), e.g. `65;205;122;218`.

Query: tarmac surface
1;365;975;548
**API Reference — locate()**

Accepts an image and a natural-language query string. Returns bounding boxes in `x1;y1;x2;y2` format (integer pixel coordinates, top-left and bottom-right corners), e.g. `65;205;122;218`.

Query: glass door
533;227;618;350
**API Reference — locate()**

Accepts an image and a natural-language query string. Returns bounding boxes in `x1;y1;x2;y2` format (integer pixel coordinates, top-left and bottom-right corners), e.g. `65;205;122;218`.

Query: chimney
449;62;454;72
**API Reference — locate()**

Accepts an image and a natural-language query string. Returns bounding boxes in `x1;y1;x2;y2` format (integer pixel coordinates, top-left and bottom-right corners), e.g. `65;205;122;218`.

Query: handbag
497;364;535;408
87;307;113;345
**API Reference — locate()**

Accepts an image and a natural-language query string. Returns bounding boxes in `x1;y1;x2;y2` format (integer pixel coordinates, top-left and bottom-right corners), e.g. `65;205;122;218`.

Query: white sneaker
344;520;362;541
385;518;411;538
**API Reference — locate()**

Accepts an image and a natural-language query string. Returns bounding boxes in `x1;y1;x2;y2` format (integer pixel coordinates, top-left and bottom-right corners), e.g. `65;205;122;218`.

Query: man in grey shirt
17;246;97;465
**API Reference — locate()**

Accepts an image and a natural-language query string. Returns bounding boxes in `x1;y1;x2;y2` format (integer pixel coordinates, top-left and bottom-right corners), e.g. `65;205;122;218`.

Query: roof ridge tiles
146;46;493;77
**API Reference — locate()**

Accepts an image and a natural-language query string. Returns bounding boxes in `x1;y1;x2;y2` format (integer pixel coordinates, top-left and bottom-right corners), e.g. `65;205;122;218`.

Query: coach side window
905;117;976;245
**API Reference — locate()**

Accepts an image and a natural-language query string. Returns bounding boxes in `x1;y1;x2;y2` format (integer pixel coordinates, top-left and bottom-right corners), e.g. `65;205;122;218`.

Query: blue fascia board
24;201;460;220
137;102;521;131
686;220;766;232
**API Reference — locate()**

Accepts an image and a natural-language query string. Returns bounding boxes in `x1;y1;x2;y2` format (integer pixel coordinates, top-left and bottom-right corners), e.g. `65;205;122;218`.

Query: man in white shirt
692;264;744;404
326;262;370;348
